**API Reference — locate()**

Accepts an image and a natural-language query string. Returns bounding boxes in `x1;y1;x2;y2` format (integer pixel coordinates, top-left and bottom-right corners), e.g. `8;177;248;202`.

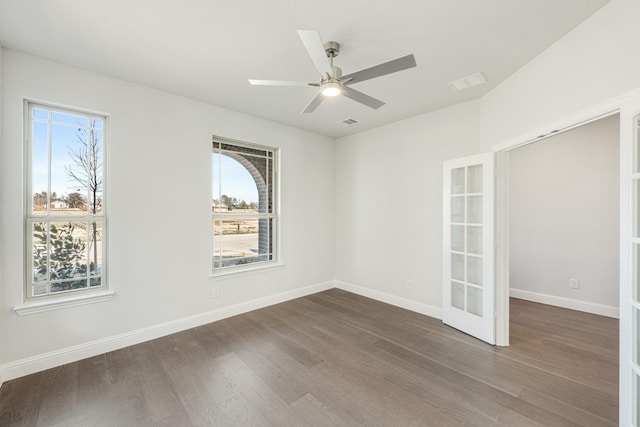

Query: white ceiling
0;0;611;138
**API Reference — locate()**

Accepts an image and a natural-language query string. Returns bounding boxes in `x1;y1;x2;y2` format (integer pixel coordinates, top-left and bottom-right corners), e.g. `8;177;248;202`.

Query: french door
620;91;640;427
442;152;495;344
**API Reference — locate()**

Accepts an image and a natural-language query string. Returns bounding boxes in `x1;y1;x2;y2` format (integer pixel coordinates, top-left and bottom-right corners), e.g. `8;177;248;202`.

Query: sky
212;154;259;204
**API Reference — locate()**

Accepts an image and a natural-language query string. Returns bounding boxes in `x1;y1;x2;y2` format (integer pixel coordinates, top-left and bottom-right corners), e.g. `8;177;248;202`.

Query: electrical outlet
569;279;580;289
406;280;412;289
212;286;220;298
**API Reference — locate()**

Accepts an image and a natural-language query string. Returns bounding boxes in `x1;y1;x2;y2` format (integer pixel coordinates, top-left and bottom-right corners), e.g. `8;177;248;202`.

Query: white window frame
211;136;280;276
22;101;109;306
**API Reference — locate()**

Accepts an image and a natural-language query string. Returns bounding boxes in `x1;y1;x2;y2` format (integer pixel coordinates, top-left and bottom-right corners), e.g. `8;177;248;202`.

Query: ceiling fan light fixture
321;81;342;97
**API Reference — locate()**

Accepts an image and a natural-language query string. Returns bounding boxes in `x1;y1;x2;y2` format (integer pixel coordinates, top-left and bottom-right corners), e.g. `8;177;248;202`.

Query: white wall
479;0;640;150
508;114;619;308
0;49;335;366
333;0;639;315
335;101;480;312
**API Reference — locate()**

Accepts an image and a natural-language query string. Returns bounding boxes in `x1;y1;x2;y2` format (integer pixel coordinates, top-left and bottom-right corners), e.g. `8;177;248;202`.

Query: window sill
209;262;284;281
13;290;115;316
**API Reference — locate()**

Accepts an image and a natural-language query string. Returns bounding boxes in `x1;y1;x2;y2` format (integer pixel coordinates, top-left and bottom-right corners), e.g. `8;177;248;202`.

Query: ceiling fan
249;30;417;114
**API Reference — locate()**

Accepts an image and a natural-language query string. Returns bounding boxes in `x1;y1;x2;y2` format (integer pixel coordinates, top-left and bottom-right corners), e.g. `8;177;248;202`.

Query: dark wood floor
0;289;618;426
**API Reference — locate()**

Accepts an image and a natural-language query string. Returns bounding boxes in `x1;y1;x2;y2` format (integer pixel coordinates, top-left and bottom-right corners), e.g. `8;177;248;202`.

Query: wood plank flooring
0;289;618;426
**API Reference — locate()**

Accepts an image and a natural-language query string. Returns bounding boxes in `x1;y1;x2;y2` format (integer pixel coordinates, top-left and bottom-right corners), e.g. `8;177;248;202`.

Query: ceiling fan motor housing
323;41;340;58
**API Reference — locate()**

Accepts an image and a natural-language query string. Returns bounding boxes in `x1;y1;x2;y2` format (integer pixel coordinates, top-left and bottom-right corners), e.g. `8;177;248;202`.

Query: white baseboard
509;288;619;319
335;280;442;319
1;280;335;382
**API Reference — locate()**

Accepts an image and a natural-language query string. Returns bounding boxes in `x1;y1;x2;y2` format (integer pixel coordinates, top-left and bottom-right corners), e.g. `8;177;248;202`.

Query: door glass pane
451;196;465;223
467;195;483;224
451;225;465;252
635;372;640;427
451;167;465;194
467;286;483;317
635;180;640;238
451;253;465;281
635;243;640;303
467;165;483;193
467;226;482;255
452;282;464;310
634;115;640;174
467;256;483;286
635;307;640;366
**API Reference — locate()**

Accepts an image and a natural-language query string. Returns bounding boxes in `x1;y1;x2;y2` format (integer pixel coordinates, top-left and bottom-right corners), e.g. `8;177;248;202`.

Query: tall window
26;102;107;299
212;137;278;271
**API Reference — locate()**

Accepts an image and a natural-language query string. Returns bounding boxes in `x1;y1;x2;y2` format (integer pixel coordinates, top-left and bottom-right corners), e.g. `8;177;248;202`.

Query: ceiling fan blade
342;86;385;110
301;92;324;114
341;54;416;85
297;29;331;76
249;79;313;86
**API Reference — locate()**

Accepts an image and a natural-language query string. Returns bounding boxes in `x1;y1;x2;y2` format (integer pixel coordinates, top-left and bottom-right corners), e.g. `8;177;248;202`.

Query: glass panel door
621;91;640;427
443;152;495;344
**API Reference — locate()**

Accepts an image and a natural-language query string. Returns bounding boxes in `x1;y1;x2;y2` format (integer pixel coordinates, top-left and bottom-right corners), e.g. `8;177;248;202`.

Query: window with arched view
212;137;278;271
26;102;107;299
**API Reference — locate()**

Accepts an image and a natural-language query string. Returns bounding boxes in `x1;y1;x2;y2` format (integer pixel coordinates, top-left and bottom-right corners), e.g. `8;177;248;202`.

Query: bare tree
65;122;102;274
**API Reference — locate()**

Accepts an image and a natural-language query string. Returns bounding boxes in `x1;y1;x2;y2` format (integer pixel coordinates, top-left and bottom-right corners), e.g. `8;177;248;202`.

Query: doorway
507;114;620;317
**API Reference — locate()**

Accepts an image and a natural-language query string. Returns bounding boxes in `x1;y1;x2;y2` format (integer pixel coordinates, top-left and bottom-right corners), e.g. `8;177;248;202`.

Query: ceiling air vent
448;72;487;91
339;118;359;126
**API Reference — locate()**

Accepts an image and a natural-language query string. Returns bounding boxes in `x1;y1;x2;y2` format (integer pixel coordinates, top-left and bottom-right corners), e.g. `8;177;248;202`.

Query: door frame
492;89;638;424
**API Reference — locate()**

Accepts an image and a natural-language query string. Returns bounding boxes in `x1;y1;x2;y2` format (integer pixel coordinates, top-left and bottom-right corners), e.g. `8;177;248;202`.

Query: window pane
92;118;103;129
88;130;104;215
51;124;88;215
51;111;88;127
215;154;260;213
262;157;272;214
32;121;49;215
86;221;103;280
33;108;49;120
214;218;260;268
32;222;49;296
48;222;89;293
